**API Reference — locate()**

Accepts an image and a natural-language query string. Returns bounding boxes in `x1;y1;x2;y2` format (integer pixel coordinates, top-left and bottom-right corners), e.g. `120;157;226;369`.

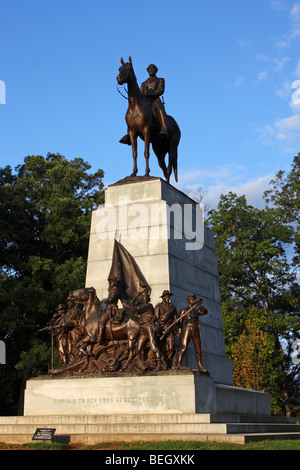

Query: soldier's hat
187;293;197;300
56;304;66;311
160;290;173;298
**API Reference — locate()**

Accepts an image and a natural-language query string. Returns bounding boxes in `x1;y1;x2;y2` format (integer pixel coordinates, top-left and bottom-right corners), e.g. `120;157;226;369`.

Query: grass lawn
0;439;299;450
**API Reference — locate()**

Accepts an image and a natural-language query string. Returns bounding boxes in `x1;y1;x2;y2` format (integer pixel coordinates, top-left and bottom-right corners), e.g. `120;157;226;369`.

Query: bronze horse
117;57;181;183
71;287;141;370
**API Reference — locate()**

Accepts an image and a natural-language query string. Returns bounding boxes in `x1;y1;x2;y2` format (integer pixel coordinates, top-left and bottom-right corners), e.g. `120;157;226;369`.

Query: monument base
23;371;270;417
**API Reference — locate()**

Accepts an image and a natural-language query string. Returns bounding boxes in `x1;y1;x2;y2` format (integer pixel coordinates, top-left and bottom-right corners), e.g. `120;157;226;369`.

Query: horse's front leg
129;131;138;176
144;134;150;177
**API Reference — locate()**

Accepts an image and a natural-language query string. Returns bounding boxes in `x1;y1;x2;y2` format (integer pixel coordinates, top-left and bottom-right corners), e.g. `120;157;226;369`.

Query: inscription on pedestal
53;395;164;405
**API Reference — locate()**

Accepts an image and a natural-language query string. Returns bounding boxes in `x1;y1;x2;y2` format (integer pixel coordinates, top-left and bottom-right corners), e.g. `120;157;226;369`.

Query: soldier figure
66;294;83;363
120;63;169;145
98;277;123;344
50;304;69;367
128;291;162;371
140;64;169;138
177;294;208;372
154;290;178;368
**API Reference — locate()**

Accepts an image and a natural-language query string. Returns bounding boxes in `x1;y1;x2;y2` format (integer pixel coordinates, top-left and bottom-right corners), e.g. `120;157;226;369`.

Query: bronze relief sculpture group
46;274;208;377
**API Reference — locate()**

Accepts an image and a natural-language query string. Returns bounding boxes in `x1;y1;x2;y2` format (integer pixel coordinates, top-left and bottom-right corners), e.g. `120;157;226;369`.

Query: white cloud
291;2;300;22
274;57;291;70
237;38;251;47
275;79;293;98
294;58;300;77
277;39;290;48
257;70;269;82
275;114;300;139
258;114;300;153
276;2;300;47
255;55;290;83
179;164;246;186
290;79;300;112
256;54;290;69
259;58;300;148
269;0;288;10
177;166;274;209
234;76;245;87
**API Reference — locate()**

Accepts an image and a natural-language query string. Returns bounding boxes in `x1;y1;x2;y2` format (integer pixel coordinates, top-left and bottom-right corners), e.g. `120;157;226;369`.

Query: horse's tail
172;149;178;182
168;116;181;183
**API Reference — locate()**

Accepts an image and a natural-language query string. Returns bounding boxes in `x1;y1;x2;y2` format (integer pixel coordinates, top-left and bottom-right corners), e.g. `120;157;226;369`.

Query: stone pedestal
23;177;272;420
23;372;271;417
85;177;233;385
24;373;215;416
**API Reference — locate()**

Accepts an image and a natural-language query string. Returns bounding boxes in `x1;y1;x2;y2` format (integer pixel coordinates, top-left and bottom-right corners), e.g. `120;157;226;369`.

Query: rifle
38;325;53;332
160;299;204;341
38;323;69;333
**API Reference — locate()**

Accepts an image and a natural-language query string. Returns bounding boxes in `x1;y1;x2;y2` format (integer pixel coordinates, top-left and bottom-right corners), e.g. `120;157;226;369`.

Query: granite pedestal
23;372;271;417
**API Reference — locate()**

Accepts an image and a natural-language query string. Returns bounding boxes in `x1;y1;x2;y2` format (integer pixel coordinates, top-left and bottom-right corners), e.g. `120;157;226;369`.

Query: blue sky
1;0;300;209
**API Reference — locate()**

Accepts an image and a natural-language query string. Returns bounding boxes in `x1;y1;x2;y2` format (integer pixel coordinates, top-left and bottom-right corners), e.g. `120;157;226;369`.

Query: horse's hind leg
169;144;178;183
129;131;138;176
77;337;95;372
152;142;168;181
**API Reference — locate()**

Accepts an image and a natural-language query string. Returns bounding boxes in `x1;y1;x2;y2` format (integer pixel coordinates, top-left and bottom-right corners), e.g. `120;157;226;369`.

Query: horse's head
117;56;133;85
70;287;96;302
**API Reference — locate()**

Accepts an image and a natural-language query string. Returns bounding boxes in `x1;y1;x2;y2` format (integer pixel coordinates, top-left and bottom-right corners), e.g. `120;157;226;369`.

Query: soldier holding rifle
176;293;208;372
48;304;70;367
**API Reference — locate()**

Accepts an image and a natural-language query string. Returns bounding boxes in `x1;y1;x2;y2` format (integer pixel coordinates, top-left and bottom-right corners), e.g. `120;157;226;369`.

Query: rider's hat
147;64;158;74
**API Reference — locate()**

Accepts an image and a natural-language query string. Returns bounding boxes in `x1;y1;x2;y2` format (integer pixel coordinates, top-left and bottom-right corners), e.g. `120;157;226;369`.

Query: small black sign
32;428;56;441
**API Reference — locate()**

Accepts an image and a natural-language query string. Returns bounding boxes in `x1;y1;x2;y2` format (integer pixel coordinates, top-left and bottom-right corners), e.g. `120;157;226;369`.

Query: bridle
117;83;128;100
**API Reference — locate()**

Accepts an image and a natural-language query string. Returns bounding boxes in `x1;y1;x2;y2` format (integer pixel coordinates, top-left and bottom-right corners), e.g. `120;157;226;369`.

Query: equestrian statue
117;57;181;184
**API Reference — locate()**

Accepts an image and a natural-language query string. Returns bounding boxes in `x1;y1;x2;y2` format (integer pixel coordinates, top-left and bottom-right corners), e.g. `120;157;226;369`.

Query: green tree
206;157;300;416
0;153;104;414
264;154;300;276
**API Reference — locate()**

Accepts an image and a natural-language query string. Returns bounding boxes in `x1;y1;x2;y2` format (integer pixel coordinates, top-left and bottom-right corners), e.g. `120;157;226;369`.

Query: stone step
0;420;299;437
210;414;296;424
0;412;296;425
0;413;213;425
0;422;229;434
0;413;299;446
226;423;300;434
